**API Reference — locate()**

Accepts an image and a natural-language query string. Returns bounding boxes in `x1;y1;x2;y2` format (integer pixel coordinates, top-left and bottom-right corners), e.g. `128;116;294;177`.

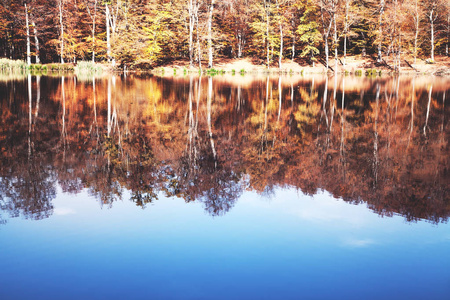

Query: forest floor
152;55;450;76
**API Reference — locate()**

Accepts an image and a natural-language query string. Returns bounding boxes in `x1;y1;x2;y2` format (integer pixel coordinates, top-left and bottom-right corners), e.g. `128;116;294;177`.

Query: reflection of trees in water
0;155;55;221
0;75;449;222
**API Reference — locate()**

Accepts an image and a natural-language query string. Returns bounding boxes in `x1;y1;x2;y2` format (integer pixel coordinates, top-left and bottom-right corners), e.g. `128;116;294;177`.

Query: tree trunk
106;4;111;63
265;0;270;69
25;4;31;66
188;0;194;68
91;0;97;62
208;0;216;68
413;0;419;65
195;3;201;69
430;10;435;61
237;32;242;58
59;0;64;64
333;11;337;75
377;0;385;63
279;24;283;69
291;36;295;61
343;0;349;69
321;7;333;71
32;20;40;64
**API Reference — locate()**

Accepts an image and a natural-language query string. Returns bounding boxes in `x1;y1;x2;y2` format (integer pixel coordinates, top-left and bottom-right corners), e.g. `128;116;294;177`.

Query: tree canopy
0;0;449;68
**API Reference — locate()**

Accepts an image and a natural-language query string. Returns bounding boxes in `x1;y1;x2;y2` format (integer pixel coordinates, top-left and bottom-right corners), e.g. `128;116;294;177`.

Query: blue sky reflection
0;186;449;300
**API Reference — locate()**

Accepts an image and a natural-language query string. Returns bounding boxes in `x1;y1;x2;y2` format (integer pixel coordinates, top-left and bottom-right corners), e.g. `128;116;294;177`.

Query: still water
0;73;449;299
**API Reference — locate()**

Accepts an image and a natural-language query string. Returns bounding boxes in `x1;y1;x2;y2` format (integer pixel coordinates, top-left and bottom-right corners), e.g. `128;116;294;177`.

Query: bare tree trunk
25;4;31;66
59;0;64;63
413;0;419;65
343;0;350;69
208;0;216;68
195;4;201;69
320;6;333;71
106;4;111;63
333;11;338;75
237;32;242;58
265;0;270;69
430;9;435;61
291;36;295;61
188;0;195;68
279;24;283;69
377;0;385;63
86;0;98;62
32;20;40;64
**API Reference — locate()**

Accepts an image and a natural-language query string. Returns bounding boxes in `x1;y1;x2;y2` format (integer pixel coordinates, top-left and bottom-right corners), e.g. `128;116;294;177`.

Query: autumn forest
1;0;450;69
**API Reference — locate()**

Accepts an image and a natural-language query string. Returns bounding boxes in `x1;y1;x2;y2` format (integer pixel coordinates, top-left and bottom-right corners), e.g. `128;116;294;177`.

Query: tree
296;0;321;65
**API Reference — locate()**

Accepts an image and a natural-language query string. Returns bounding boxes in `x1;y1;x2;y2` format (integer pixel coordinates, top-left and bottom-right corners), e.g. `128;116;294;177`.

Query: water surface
0;73;449;299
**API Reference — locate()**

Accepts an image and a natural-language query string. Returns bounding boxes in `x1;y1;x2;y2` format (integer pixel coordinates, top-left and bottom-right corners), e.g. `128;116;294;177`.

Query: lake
0;73;449;299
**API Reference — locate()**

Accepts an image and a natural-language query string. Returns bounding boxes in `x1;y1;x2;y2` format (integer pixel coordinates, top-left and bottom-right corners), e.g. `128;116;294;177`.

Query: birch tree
25;2;31;65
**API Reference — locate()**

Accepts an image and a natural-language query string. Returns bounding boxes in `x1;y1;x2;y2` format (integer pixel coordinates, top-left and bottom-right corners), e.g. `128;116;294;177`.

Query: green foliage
206;68;225;76
295;0;321;60
365;69;380;76
143;7;175;63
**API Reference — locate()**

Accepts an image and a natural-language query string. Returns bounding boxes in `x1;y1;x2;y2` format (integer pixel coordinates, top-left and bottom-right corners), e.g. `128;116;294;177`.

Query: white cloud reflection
342;238;376;248
54;207;76;216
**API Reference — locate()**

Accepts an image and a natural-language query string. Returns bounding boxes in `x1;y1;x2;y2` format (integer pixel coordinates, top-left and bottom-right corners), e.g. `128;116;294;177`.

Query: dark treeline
1;0;449;69
0;74;449;223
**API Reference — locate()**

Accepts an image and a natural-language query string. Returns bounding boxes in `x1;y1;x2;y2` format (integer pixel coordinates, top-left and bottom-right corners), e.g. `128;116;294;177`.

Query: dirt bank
152;55;450;76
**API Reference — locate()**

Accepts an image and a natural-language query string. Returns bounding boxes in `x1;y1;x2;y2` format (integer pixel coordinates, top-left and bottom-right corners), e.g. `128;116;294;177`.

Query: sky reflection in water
1;186;449;300
0;74;449;299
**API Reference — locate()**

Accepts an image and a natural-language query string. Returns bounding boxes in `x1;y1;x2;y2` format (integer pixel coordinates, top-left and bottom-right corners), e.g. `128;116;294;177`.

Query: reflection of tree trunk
340;76;346;181
330;74;337;132
93;76;99;143
265;76;269;132
28;74;32;158
290;82;294;106
107;77;111;137
373;83;380;186
424;84;433;136
408;77;415;145
61;76;67;148
111;76;120;146
207;76;217;163
322;76;329;129
277;76;282;121
34;76;40;122
187;76;199;166
237;83;242;111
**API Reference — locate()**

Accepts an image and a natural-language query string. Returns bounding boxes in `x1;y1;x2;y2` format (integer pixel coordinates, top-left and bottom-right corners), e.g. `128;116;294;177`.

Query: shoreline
150;55;450;76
